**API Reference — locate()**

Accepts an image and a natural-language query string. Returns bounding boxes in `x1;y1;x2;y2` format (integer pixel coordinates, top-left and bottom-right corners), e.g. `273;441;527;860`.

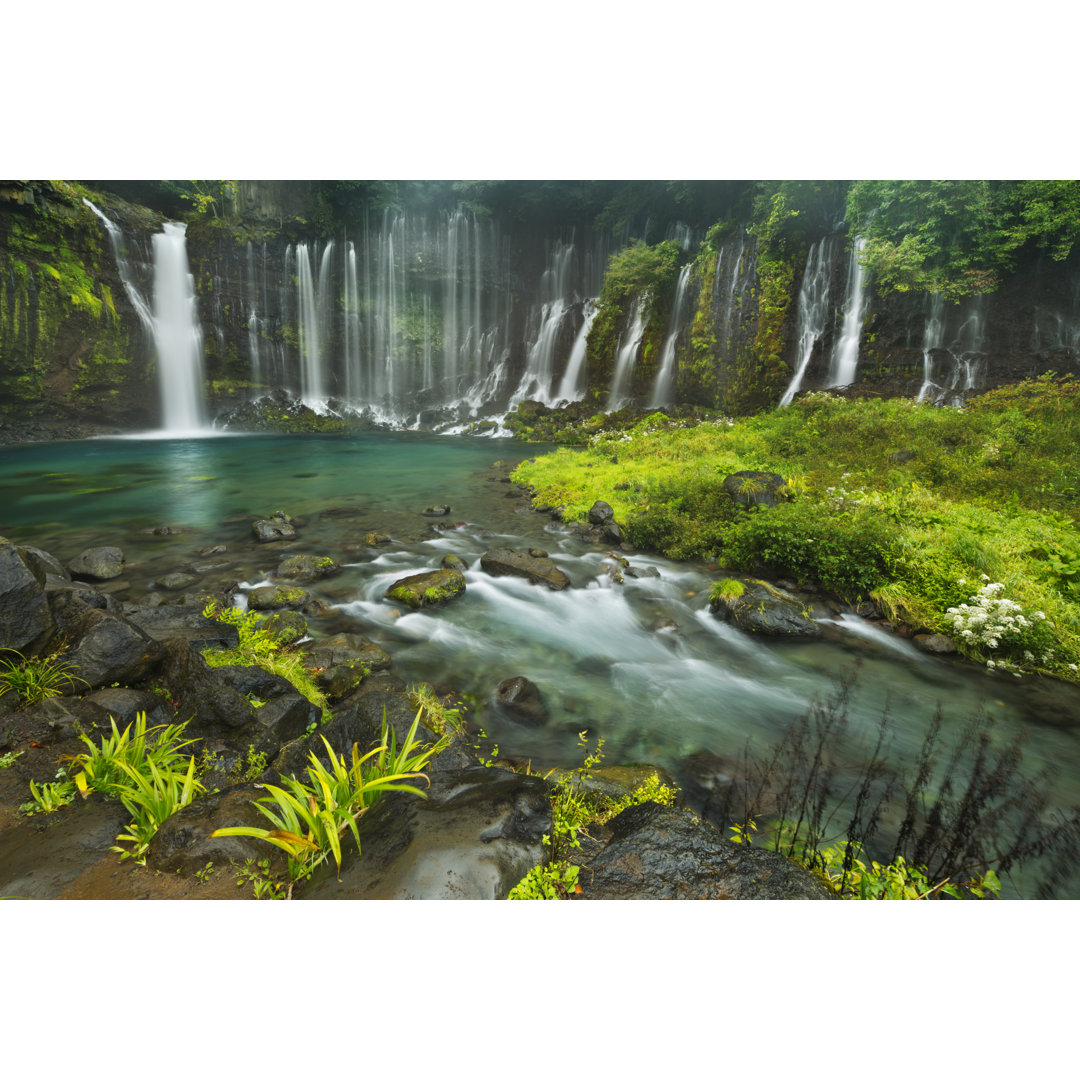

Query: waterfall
296;244;324;404
780;237;837;406
649;264;692;407
557;299;598;401
511;241;576;405
828;236;869;387
343;242;361;402
916;293;946;402
151;223;207;432
607;297;646;409
81;198;154;333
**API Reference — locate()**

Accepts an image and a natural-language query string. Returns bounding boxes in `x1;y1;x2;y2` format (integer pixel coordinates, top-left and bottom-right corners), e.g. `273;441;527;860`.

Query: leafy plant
110;754;203;863
0;651;86;706
234;857;287;900
211;709;436;896
0;750;24;768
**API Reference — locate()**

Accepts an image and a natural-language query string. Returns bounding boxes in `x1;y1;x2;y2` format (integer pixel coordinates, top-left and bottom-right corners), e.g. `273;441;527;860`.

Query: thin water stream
2;432;1079;896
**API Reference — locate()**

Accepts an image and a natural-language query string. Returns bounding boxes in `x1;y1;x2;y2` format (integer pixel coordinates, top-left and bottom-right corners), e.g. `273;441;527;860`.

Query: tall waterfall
780;237;838;406
511;241;576;405
916;293;946;402
151;223;207;432
828;236;869;387
557;299;597;402
649;264;692;407
607;297;646;409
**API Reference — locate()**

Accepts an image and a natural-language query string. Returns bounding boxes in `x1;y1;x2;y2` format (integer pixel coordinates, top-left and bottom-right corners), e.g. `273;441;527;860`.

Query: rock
146;784;288;876
18;695;113;743
441;553;469;573
274;554;341;583
0;796;133;899
577;802;834;899
588;500;615;525
251;512;297;543
914;633;957;654
66;546;125;582
625;563;661;580
480;546;571;590
16;545;67;581
157;638;257;733
384;568;466;610
722;471;787;510
303;633;392;702
247;584;310;611
299;767;551;900
259;609;308;646
82;688;170;730
0;537;55;654
198;545;227;557
494;675;548;726
155;572;199;591
709;578;821;638
49;601;166;690
365;532;392;546
551;763;676;801
123;604;240;651
422;505;451;516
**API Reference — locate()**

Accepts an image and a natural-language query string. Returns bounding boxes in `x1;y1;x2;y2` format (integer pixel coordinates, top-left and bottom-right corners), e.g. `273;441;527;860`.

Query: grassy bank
512;375;1080;682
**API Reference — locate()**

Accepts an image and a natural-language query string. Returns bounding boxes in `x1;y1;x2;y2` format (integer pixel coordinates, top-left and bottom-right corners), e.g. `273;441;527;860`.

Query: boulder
259;609;308;646
722;471;787;510
123;604;240;650
157;638;257;732
588;500;615;525
914;633;957;655
251;512;297;543
384;568;466;610
441;553;469;573
66;546;125;582
303;632;392;703
480;546;571;590
365;532;392;546
274;554;341;584
709;578;821;638
49;602;166;690
577;802;834;899
146;783;288;876
0;537;55;654
247;584;309;611
494;675;548;726
299;767;552;900
422;505;451;516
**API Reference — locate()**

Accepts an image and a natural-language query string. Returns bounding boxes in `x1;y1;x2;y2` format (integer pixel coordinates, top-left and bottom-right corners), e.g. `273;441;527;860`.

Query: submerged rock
251;512;297;543
494;675;548;726
480;546;571;590
385;567;466;610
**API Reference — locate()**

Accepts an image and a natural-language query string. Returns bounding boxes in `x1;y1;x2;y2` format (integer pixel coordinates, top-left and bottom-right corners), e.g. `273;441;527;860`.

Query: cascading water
828;236;869;387
607;297;646;409
82;198;154;334
557;299;597;402
511;241;576;405
649;264;692;407
151;223;207;433
780;237;838;406
916;293;946;402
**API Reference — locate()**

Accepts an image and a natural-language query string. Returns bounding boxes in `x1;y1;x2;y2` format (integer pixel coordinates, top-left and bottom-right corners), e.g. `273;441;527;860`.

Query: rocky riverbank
0;493;837;899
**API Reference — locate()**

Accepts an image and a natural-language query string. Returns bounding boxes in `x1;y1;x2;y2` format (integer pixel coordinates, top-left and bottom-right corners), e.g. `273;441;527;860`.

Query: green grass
512;376;1080;681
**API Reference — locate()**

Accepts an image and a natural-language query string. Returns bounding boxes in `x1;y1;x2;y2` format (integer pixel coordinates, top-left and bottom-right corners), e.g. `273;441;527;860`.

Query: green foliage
202;602;330;723
110;754;203;863
210;709;436;895
508;732;678;900
234;857;288;900
846;180;1080;298
0;651;86;707
0;750;24;768
513;380;1080;678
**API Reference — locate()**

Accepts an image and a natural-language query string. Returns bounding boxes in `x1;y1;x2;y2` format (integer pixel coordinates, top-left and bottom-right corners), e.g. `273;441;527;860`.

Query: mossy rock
384;568;466;610
259;609;308;646
247;584;310;611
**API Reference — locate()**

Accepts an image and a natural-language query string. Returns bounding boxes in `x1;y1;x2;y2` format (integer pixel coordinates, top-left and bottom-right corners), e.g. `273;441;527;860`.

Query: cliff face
2;181;1079;434
0;182;161;427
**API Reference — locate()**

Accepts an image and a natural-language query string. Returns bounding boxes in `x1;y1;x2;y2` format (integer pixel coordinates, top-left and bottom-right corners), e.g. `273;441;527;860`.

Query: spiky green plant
110;755;204;863
211;708;436;895
0;651;86;706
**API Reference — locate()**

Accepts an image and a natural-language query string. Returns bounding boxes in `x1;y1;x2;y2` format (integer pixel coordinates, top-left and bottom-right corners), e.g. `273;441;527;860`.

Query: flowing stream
2;432;1078;896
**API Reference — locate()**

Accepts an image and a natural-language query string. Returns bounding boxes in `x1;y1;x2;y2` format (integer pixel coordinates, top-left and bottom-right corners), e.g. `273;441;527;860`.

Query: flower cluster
947;577;1046;656
824;473;865;511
